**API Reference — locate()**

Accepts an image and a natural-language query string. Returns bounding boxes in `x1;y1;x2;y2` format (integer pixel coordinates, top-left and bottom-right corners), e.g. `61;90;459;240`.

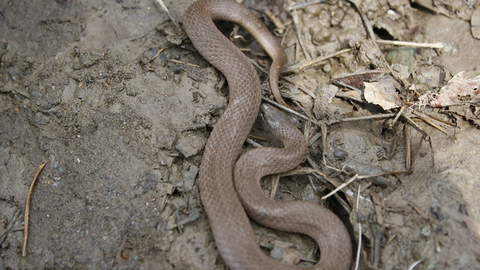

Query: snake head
260;103;301;143
260;103;308;161
260;104;289;132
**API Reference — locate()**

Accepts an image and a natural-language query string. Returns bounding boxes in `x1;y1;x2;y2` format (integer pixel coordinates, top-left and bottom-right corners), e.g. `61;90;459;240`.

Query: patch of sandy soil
1;0;479;269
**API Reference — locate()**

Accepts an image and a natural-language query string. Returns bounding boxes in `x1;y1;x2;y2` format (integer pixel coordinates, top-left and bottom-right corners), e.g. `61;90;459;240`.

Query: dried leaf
332;68;390;90
364;81;402;110
418;71;480;107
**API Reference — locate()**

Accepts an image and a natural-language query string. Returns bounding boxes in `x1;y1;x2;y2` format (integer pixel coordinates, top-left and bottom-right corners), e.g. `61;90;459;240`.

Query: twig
354;223;362;270
167;59;201;68
155;0;178;26
400;113;430;140
149;46;171;62
404;124;412;171
159;195;169;214
261;97;312;123
22;162;46;257
288;0;326;10
412;110;448;134
307;131;322;147
421;111;456;127
265;10;285;35
291;48;352;72
370;189;384;225
322;174;358;200
269;175;281;200
353;184;362;270
375;40;444;49
0;207;21;247
321;171;409;200
389;106;406;129
408;259;424;270
174;210;182;233
346;0;375;40
337;113;397;123
282;77;316;99
245;137;264;148
288;0;311;60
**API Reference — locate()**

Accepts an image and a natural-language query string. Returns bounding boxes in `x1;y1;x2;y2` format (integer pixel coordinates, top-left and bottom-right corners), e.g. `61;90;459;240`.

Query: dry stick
289;162;372;205
370;189;384;225
307;131;322;147
404;124;412;171
408;259;425;270
159;195;169;214
305;156;352;198
322;174;359;200
412;110;448;134
354;184;362;270
354;225;362;270
320;122;329;167
281;77;316;99
346;0;375;40
322;171;409;200
288;0;311;60
174;211;183;233
245;137;264;148
421;111;456;127
269;175;281;200
155;0;178;26
384;234;396;247
149;46;171;62
23;162;46;256
375;40;444;49
388;106;406;129
337;113;397;123
304;113;311;144
333;81;363;93
167;59;200;68
0;207;21;247
261;96;313;123
288;0;326;10
401;113;430;140
296;48;352;71
264;10;285;35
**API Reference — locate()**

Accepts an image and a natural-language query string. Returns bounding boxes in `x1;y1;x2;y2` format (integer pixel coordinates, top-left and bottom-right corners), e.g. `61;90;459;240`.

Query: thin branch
22;162;46;257
375;40;444;49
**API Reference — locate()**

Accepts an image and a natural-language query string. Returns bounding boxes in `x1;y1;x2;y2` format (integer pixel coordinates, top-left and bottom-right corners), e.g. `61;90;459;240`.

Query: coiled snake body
183;0;352;269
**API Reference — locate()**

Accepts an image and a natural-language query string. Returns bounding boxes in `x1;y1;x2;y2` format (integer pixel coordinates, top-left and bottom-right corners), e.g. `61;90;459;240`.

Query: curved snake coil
183;0;352;269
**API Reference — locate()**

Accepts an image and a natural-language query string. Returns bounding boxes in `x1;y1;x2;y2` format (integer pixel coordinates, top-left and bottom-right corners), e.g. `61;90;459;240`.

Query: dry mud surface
1;0;480;269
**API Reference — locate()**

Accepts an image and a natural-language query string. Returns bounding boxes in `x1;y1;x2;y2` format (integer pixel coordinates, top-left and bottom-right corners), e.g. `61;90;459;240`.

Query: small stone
333;149;348;160
175;133;206;158
270;246;283;260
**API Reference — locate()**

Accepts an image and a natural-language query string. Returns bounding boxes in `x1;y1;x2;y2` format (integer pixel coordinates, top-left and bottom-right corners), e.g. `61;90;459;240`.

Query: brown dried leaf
364;81;402;110
418;71;480;107
332;68;390;90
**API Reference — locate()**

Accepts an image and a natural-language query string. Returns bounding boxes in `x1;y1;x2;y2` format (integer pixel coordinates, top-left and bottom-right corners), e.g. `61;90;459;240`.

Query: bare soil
1;0;479;269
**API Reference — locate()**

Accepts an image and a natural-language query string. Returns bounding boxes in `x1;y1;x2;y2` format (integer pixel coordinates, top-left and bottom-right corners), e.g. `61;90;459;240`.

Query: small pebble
333;149;348;160
270;246;283;260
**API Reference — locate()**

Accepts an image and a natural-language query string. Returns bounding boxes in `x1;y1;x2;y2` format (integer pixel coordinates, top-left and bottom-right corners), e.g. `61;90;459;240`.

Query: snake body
183;0;352;269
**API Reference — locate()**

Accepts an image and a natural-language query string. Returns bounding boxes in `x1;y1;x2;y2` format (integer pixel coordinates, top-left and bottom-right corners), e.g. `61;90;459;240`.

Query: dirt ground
1;0;480;269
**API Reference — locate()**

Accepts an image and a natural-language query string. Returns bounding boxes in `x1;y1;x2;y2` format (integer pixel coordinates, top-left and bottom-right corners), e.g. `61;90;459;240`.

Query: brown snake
183;0;352;269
